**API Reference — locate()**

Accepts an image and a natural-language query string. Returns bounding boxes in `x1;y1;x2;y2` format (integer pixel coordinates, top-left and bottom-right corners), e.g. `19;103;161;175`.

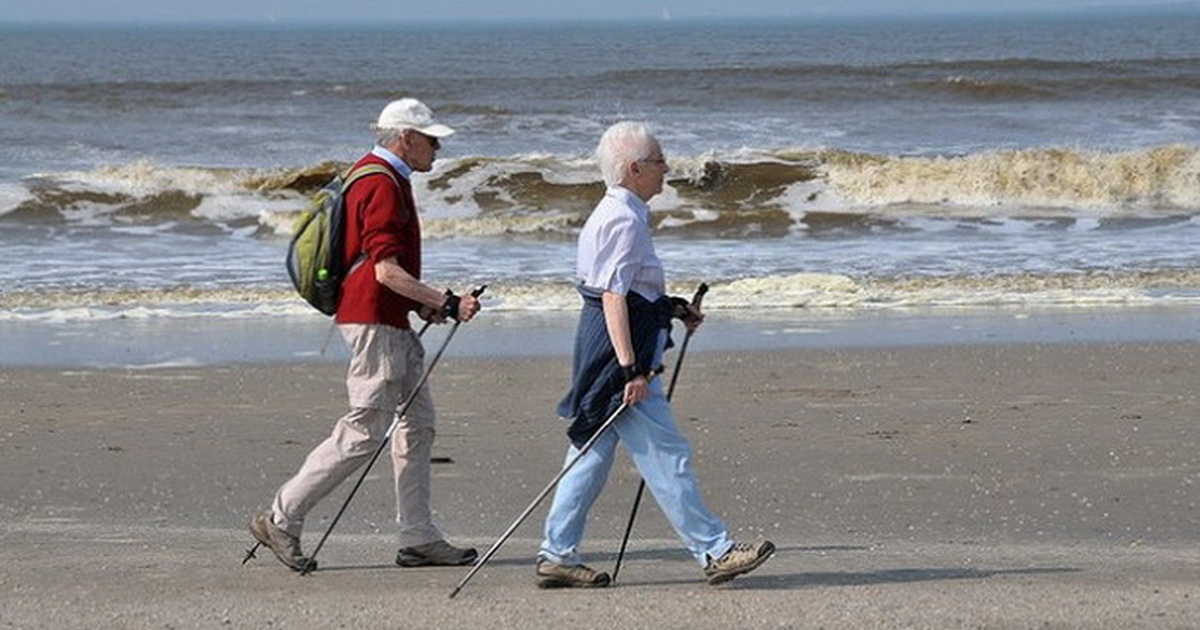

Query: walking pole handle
691;282;709;308
419;285;487;336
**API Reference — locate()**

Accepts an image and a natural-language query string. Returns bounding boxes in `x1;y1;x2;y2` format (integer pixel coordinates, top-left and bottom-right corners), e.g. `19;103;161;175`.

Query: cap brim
416;123;455;138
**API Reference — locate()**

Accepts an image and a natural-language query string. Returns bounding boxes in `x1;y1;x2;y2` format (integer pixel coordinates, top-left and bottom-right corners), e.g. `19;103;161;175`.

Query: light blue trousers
540;378;733;567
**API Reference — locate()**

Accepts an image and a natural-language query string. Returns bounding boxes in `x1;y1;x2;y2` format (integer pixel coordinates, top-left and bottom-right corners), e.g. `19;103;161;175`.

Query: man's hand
454;293;481;322
620;363;649;404
623;376;649;404
418;305;447;325
671;283;708;334
670;296;705;333
439;290;481;323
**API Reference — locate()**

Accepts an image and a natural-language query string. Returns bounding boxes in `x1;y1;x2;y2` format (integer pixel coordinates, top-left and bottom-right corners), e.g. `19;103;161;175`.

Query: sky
0;0;1193;24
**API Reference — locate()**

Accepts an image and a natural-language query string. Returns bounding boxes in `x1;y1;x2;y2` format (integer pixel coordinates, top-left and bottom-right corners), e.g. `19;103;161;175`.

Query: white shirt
576;186;665;301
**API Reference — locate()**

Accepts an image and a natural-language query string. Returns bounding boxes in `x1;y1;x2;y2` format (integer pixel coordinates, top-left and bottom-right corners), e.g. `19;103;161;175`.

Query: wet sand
2;341;1199;628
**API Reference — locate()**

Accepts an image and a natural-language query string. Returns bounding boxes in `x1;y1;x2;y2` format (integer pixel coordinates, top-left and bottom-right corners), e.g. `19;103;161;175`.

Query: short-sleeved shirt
576;186;665;301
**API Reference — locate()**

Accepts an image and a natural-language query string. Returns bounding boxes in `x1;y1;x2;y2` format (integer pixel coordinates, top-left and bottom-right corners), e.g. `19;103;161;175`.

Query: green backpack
285;163;398;316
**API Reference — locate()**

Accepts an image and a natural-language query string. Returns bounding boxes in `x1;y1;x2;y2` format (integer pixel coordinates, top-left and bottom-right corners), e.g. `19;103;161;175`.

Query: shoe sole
706;542;776;585
396;553;478;568
536;575;611;589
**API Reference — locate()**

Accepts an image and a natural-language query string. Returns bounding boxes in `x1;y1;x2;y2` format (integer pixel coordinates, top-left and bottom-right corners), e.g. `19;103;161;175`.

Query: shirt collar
606;186;650;221
371;145;413;180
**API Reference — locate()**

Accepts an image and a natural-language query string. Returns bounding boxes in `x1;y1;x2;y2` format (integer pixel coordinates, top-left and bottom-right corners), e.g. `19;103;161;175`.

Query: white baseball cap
375;98;455;138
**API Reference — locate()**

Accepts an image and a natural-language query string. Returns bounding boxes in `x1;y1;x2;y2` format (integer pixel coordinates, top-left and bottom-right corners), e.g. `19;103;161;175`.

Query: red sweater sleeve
353;175;410;266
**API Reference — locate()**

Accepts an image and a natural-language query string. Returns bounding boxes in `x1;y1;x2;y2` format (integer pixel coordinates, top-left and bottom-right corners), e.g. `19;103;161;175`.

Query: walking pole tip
240;542;260;565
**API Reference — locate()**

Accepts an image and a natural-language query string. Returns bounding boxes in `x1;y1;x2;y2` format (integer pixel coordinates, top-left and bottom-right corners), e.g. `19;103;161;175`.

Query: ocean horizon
5;2;1199;27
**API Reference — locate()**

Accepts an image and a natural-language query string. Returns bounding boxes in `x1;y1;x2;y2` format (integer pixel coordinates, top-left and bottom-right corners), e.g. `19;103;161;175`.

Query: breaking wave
4;269;1200;324
3;144;1198;240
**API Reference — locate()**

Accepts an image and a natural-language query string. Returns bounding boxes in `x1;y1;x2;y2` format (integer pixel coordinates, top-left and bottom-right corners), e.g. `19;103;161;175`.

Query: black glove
669;296;692;320
441;290;461;321
620;363;642;383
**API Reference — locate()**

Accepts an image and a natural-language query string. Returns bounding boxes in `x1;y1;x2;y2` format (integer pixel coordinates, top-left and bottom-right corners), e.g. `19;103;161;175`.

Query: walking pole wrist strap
441;289;461;321
620;363;642;383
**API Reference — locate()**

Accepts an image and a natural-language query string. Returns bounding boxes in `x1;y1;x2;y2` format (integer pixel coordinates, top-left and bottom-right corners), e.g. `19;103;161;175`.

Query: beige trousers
272;323;443;548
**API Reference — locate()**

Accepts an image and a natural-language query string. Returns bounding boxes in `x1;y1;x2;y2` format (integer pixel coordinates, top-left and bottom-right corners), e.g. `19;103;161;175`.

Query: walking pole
449;366;662;600
611;282;707;583
242;285;485;571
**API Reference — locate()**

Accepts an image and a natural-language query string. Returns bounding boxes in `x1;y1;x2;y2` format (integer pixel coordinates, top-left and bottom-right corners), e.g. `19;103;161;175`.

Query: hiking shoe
395;540;478;567
536;560;611;589
250;509;315;572
704;540;775;585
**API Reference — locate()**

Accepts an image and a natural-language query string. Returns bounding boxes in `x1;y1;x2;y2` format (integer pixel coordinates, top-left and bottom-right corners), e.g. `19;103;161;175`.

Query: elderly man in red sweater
250;98;482;571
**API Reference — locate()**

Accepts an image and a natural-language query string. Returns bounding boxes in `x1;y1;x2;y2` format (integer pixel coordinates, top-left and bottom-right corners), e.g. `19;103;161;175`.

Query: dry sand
2;341;1199;628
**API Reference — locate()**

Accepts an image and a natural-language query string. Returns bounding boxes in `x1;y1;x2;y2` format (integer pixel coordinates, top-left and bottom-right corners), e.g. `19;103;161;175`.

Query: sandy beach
2;331;1199;628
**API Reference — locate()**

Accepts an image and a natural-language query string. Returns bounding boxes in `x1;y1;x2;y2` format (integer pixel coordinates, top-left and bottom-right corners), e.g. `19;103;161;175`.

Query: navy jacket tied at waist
557;286;674;447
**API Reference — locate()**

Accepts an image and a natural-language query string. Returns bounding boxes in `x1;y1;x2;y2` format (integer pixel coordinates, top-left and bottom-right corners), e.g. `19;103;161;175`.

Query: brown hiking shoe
250;509;314;572
395;540;478;567
536;559;611;589
704;540;775;585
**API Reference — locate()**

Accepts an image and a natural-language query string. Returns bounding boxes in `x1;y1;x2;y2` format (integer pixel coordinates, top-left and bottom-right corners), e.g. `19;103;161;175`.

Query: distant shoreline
3;303;1196;369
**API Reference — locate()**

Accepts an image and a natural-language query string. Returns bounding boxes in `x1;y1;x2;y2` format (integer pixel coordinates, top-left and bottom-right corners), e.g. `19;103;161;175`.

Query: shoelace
711;542;757;567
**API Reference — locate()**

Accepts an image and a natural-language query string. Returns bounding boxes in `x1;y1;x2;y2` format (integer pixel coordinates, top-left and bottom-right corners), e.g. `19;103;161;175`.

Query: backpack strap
336;162;403;310
338;163;403;271
341;163;399;191
319;162;404;354
338;162;401;274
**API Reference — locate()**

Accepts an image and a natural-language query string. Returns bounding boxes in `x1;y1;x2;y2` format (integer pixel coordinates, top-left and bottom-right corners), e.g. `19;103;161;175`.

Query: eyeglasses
638;157;667;166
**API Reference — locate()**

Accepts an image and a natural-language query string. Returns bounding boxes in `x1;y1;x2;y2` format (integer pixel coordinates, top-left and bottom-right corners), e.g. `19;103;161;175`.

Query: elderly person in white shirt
536;121;775;589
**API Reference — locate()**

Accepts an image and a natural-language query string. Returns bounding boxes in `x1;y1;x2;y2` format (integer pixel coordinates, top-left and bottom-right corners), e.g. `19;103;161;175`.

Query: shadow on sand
273;544;1080;593
618;545;1080;590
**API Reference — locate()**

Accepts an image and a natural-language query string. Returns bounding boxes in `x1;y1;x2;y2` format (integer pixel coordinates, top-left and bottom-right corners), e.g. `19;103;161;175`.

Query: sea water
2;10;1199;365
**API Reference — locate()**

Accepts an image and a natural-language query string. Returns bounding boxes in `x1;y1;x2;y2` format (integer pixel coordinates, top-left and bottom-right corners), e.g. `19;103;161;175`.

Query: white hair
373;126;405;147
596;121;657;188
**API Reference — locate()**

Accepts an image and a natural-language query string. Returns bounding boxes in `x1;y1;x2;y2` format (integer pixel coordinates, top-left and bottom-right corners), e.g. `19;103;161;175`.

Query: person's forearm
601;291;636;367
374;258;446;310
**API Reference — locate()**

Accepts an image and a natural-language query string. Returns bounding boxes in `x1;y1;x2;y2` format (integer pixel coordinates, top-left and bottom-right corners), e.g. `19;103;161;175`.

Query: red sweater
335;154;422;329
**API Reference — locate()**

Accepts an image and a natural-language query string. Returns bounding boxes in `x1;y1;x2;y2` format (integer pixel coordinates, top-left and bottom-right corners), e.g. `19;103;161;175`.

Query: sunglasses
409;131;441;151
